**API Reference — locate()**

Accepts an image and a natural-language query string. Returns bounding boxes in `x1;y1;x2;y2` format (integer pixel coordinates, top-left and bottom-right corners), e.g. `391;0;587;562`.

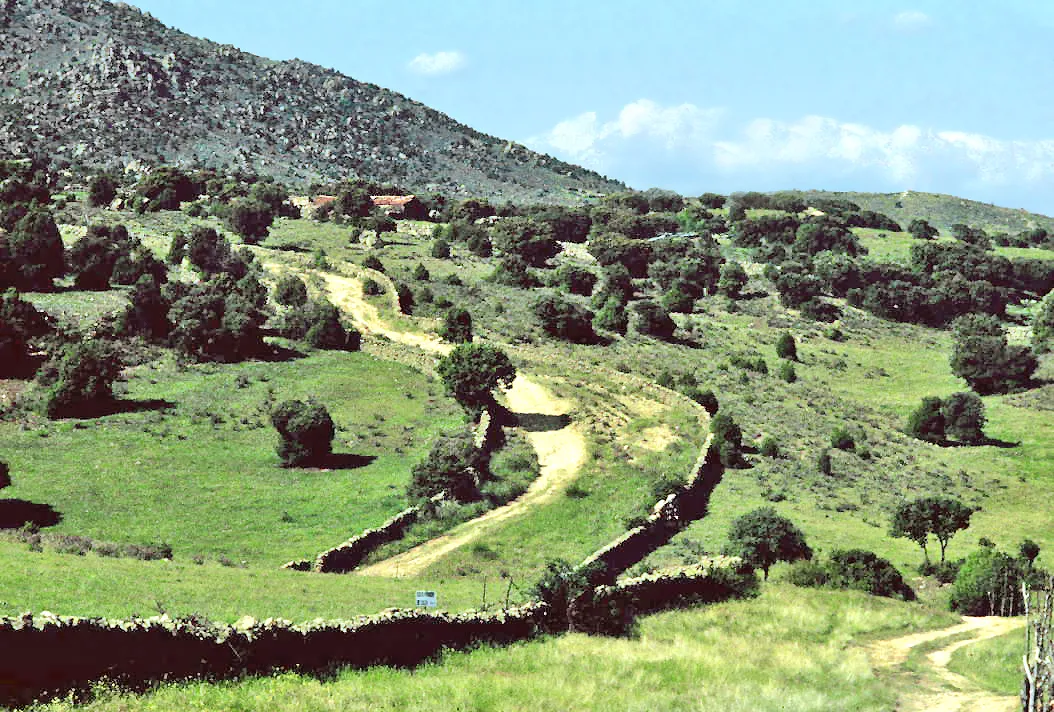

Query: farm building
371;195;427;220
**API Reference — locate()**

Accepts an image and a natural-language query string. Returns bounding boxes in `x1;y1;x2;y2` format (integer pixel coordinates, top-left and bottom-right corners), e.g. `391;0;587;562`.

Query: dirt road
868;615;1024;712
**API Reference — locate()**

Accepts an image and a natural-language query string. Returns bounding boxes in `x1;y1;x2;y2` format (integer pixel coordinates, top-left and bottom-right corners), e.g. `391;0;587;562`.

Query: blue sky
132;1;1054;214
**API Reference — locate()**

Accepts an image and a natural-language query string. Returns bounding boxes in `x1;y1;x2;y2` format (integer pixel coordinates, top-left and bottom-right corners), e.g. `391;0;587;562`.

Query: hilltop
782;189;1054;235
0;0;625;202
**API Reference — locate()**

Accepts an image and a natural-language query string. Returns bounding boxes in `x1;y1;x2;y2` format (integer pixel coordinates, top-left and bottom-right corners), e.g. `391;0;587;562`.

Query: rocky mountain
0;0;625;202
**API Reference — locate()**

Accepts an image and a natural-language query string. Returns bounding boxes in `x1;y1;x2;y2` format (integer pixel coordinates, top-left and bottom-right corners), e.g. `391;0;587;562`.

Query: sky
130;0;1054;214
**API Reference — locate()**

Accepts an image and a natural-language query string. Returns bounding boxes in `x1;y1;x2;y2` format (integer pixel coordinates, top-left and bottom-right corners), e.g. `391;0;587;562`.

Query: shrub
790;550;914;600
906;396;945;443
941;391;986;444
274;274;309;307
407;429;485;503
631;300;676;340
40;341;122;419
817;448;833;475
710;412;743;467
592;295;628;335
830;427;855;451
0;460;10;491
395;282;414;314
271;399;335;467
412;263;430;281
950;314;1037;395
534;294;596;343
431;238;451;259
439;308;473;344
88;174;117;207
362;254;385;272
227;198;274;243
759;436;779;458
775;332;797;361
778;362;796;383
684;387;718;415
362;278;384;296
557;266;598;297
717;262;749;298
950;547;1026;615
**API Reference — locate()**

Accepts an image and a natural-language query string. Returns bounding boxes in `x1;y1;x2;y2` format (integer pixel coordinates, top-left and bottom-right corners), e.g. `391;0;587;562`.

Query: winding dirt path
263;257;589;577
867;616;1025;712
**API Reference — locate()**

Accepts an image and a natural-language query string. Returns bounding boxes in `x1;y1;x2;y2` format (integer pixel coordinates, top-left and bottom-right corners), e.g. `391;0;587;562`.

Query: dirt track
268;260;590;577
868;615;1024;712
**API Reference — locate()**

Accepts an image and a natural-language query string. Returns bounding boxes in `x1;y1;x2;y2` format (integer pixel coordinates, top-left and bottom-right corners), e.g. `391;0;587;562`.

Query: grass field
854;227;1054;264
30;584;959;712
0;349;464;567
947;628;1022;696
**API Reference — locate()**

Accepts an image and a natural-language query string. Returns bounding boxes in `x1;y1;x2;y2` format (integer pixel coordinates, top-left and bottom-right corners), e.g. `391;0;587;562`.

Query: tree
0;459;9;492
631;300;676;340
950;314;1037;395
40;341;122;419
491;217;560;267
1020;539;1041;569
439;308;473;344
950;547;1026;616
168;274;271;362
117;275;171;342
908;218;939;241
406;429;485;503
717;261;749;299
775;332;797;361
0;288;50;378
437;343;516;416
6;209;64;290
88;174;117;207
534;295;596;343
830;427;855;451
271;399;335;467
906;396;946;443
227;198;274;243
431;238;451;259
1033;290;1054;353
725;508;812;579
891;497;973;565
412;263;430;281
710;412;743;467
941;391;986;444
274;274;309;307
592;295;628;335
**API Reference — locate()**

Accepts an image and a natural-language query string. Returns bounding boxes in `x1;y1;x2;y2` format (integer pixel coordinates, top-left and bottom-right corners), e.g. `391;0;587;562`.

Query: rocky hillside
0;0;625;202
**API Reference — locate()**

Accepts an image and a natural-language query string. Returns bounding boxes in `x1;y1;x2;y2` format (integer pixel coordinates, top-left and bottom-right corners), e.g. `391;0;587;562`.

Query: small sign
415;590;437;608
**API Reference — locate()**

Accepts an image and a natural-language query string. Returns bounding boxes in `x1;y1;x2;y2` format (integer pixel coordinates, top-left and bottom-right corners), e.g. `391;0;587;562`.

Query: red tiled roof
312;195;336;208
371;195;416;207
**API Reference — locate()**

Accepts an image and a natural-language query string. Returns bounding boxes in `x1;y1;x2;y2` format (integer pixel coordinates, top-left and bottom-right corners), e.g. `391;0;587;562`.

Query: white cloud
407;50;466;76
527;99;1054;205
893;10;931;30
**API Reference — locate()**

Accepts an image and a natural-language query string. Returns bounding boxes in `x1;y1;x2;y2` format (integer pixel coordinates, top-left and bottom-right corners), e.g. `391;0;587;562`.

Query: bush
950;547;1026;615
431;238;451;259
362;279;384;296
775;332;797;361
592;295;628;335
778;362;796;383
683;386;718;415
437;343;516;416
407;429;485;503
88;175;117;207
759;437;779;458
710;412;743;467
534;294;596;343
274;274;309;307
717;262;749;299
906;396;945;443
362;254;385;272
790;550;914;600
439;308;473;344
0;460;10;491
950;314;1037;395
227;198;274;243
271;399;335;467
724;507;811;579
631;300;676;340
830;427;855;451
412;263;430;281
817;448;833;475
39;341;122;419
557;266;598;297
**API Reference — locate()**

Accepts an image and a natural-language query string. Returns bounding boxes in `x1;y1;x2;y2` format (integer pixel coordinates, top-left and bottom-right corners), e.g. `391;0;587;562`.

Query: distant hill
0;0;625;202
785;190;1054;235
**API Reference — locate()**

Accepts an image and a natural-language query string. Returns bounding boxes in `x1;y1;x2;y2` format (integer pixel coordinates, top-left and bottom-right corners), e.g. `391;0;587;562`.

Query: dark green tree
534;294;596;343
271;399;335;467
950;314;1036;395
406;429;485;503
908;218;939;241
491;217;560;268
7;209;64;290
439;308;473;344
40;341;122;419
710;412;743;467
717;261;749;299
88;174;117;207
0;288;50;377
775;332;797;361
906;396;946;443
117;275;171;342
227;198;274;243
949;547;1026;616
168;273;271;362
630;300;676;340
891;497;973;564
1032;290;1054;353
941;391;986;444
592;295;628;335
431;238;451;259
725;507;812;579
437;343;516;416
274;274;309;307
1020;539;1041;569
412;263;430;281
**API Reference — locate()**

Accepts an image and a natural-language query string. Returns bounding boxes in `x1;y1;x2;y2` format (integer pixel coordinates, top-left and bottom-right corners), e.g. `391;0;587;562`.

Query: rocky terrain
0;0;625;201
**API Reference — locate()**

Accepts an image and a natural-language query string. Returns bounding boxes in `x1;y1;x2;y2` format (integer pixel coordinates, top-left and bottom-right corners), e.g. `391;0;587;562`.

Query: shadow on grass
0;499;62;529
312;453;378;470
52;398;175;420
255;343;306;363
510;412;572;433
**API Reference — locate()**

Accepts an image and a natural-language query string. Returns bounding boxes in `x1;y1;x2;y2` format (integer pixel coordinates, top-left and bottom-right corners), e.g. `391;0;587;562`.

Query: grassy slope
854;227;1054;264
947;628;1023;696
32;585;958;712
0;350;464;566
